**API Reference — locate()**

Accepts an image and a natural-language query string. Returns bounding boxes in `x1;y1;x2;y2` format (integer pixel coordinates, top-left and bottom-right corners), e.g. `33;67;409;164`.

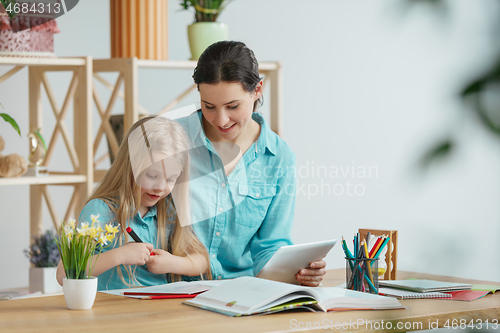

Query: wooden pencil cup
358;229;398;280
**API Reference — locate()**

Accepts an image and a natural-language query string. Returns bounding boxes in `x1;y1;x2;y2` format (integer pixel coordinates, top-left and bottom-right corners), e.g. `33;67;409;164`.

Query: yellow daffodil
105;223;119;235
63;224;74;236
97;233;109;246
105;233;115;243
89;226;101;239
90;214;100;228
77;222;90;237
56;214;119;280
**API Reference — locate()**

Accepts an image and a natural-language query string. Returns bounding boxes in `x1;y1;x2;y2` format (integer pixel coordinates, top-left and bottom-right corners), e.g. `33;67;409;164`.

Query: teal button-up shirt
176;111;296;280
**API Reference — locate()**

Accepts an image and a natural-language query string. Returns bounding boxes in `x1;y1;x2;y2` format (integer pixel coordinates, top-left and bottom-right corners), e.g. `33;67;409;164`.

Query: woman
177;41;326;286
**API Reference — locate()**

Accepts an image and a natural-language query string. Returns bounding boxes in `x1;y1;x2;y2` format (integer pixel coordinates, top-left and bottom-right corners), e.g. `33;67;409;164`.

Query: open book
184;276;404;317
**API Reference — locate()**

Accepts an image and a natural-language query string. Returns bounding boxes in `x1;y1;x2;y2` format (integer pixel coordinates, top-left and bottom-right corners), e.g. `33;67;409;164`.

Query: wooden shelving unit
0;57;93;239
1;56;282;239
92;58;283;181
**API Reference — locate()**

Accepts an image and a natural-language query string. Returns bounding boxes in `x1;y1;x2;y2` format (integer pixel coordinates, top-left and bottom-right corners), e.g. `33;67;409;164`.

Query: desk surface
1;270;499;333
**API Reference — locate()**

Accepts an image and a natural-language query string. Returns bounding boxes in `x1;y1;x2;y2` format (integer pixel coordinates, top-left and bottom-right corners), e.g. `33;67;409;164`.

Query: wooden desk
1;270;499;332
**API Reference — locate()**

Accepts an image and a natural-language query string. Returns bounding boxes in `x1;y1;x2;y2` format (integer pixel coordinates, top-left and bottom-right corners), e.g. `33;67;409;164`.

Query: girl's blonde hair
87;116;211;285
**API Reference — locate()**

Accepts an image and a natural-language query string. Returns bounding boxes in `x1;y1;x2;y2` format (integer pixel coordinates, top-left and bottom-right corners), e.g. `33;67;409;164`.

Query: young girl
56;116;210;290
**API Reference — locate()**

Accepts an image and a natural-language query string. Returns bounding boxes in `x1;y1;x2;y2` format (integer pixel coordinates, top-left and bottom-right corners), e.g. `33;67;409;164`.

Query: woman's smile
218;123;236;133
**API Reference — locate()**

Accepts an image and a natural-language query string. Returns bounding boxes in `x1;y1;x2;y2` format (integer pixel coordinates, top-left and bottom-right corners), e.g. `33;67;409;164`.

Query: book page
305;287;403;310
189;277;314;314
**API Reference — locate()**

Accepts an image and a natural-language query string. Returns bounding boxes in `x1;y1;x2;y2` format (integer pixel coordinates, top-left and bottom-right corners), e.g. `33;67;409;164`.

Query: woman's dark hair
193;41;263;110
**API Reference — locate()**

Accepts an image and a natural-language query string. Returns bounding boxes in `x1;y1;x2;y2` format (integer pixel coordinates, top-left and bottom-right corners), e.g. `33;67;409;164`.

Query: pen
126;227;155;256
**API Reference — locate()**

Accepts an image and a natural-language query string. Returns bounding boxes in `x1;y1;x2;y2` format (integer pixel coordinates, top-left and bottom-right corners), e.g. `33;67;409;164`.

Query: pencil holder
345;258;379;294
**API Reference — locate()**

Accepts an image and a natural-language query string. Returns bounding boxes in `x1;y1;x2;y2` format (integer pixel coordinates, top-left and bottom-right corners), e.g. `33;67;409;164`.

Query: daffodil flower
105;224;119;235
56;213;119;280
89;226;100;239
90;214;100;228
63;224;74;236
77;222;90;237
98;233;109;246
105;233;115;243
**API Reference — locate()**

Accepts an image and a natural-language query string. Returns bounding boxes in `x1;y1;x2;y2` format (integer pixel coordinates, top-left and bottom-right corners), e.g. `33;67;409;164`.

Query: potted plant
55;215;119;310
180;0;232;60
24;229;61;294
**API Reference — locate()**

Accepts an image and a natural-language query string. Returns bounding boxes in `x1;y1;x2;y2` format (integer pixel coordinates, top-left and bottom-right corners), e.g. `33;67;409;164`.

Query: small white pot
62;277;98;310
29;267;62;294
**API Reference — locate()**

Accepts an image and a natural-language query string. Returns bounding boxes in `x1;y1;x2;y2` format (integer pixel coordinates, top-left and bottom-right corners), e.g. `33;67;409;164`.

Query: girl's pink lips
218;123;236;133
147;193;161;200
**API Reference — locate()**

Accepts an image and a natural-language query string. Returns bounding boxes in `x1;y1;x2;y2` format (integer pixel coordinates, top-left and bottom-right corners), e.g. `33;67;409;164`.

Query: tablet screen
256;239;337;285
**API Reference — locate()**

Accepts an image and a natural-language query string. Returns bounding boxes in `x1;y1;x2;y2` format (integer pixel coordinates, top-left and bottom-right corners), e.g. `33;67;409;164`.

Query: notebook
378;287;451;299
379;279;472;293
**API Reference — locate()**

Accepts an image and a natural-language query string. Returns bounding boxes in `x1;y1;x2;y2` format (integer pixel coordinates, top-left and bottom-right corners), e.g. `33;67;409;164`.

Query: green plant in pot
180;0;232;60
56;216;119;309
24;230;62;293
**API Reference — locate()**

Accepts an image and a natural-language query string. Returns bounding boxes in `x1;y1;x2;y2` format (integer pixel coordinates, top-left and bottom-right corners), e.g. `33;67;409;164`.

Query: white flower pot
62;277;98;310
29;267;62;294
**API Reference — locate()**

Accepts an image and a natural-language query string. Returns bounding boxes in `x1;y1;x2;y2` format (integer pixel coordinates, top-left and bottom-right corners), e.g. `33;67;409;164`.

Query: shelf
0;57;86;67
93;58;279;71
0;174;87;186
0;56;93;237
136;59;278;70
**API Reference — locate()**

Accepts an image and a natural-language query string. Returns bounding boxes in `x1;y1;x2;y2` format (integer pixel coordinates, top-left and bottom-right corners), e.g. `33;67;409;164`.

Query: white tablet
256;239;337;285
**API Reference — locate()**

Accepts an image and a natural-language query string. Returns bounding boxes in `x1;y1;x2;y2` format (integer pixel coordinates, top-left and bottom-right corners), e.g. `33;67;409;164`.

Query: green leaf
420;140;454;169
462;80;485;96
0;113;21;136
0;0;18;19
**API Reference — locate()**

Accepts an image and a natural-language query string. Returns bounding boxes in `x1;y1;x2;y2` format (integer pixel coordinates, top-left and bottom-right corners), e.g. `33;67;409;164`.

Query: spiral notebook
378;288;451;299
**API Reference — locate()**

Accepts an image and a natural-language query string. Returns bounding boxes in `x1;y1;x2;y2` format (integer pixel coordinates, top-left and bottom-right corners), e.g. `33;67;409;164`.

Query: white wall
1;0;499;289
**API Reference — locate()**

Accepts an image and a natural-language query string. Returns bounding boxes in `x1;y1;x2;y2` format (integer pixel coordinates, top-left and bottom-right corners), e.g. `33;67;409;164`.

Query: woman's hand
146;249;174;274
295;260;327;287
116;242;154;266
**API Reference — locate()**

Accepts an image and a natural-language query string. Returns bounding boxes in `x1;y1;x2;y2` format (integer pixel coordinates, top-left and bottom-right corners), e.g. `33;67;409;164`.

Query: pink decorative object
0;1;60;57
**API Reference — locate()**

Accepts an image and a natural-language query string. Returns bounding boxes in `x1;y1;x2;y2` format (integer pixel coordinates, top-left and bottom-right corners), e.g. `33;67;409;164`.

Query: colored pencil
369;236;382;258
373;236;390;260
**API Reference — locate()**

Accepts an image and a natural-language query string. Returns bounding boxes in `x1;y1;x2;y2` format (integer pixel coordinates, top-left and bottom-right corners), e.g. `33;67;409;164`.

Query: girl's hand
295;260;327;287
146;249;173;274
117;242;154;266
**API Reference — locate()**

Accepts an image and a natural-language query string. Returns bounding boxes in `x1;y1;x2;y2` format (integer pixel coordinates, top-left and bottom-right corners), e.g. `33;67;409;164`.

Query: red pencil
138;294;198;300
369;237;382;258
